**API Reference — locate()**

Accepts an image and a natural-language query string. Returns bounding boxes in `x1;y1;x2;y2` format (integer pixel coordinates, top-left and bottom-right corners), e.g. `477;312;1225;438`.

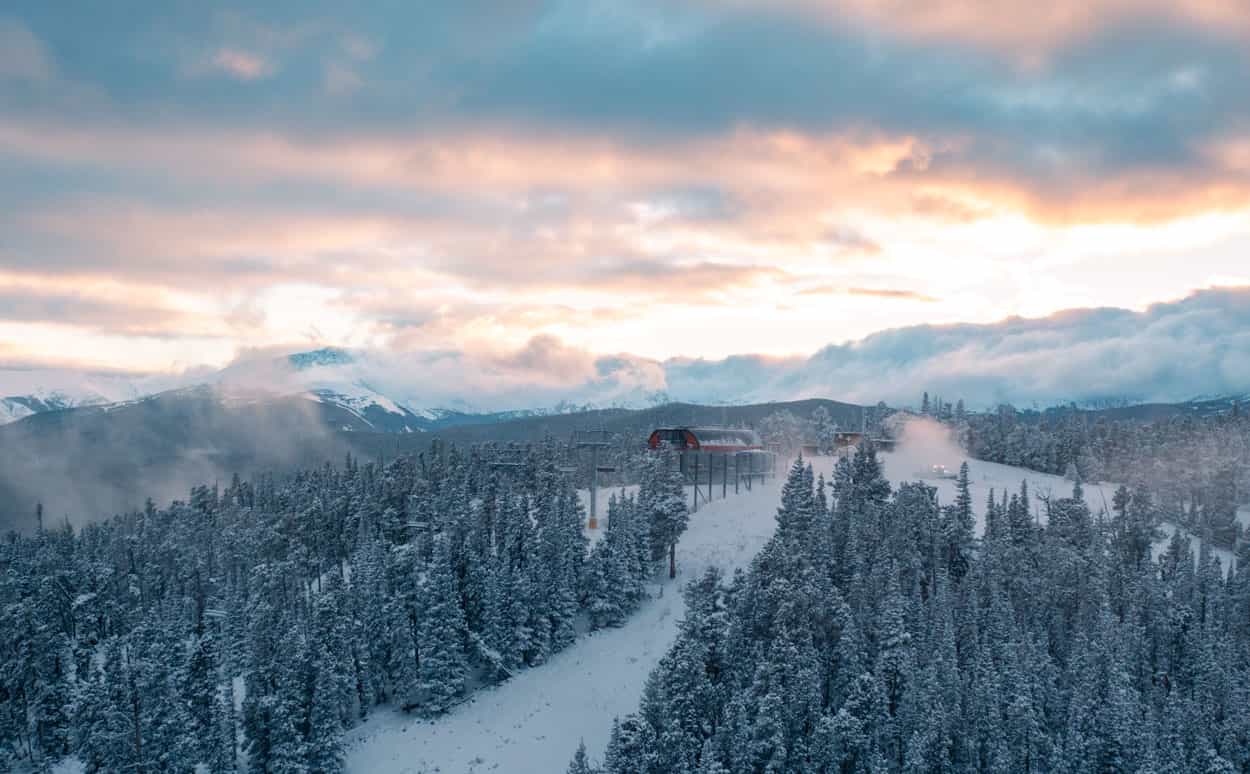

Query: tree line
945;401;1249;547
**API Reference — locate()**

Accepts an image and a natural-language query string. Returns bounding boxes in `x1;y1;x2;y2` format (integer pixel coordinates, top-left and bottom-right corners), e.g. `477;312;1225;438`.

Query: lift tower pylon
573;429;613;529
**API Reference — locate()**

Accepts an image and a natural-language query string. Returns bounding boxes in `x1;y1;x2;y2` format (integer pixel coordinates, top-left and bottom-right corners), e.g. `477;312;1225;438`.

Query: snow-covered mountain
5;337;1247;431
210;346;680;431
7;289;1250;427
0;392;82;425
0;350;640;431
0;367;183;425
203;347;433;433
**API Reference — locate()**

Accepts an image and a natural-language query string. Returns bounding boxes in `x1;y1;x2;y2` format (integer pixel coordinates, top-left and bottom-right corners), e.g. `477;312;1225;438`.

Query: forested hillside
576;446;1250;773
0;441;690;772
941;400;1250;546
0;390;863;533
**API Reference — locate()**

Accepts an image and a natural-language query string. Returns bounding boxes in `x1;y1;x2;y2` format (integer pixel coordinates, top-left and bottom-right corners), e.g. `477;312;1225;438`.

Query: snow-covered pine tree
415;533;468;716
567;738;598;774
640;449;690;579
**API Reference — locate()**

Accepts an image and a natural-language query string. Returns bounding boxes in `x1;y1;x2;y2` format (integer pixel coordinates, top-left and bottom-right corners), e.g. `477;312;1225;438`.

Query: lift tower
573;429;613;529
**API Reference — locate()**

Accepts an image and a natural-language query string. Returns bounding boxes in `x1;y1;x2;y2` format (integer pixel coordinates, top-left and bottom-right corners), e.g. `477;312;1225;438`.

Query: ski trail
345;476;787;773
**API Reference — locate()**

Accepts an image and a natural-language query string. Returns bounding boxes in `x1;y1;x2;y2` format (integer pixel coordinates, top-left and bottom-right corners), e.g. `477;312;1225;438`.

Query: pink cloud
729;0;1250;56
209;47;273;80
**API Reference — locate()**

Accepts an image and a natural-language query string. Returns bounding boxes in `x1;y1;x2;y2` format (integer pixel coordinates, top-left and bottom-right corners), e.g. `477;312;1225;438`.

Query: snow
341;441;1243;772
12;758;86;774
878;429;1240;573
878;453;1119;537
0;399;35;424
343;451;1120;772
1152;522;1238;573
345;474;786;773
879;418;1122;536
0;367;178;425
72;592;97;609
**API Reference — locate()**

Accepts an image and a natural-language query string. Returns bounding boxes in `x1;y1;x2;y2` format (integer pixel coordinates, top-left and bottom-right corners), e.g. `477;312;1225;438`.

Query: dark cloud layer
1;2;1249;370
5;2;1249;200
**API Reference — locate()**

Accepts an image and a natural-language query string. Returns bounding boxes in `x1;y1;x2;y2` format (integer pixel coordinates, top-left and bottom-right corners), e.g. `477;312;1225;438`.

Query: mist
882;415;968;479
0;388;353;532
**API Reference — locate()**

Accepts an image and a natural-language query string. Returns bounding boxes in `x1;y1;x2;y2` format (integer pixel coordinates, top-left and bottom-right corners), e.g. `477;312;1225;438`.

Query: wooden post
735;454;739;495
722;453;728;499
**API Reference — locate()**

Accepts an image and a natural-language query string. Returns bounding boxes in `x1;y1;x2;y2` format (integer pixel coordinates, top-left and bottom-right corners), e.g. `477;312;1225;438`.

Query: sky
2;1;1250;376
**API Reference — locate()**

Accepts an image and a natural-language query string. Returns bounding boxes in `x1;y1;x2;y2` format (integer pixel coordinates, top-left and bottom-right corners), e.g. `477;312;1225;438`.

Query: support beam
588;444;599;529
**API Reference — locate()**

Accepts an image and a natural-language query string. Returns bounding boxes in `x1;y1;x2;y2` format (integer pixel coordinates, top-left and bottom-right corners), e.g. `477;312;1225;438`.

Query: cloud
5;2;1249;222
585;260;787;300
764;0;1250;56
483;334;601;384
795;285;939;302
770;286;1250;407
4;286;1248;414
178;286;1250;414
2;2;1249;374
208;47;273;80
484;287;1250;410
323;60;361;94
846;288;939;302
0;287;198;336
211;337;671;414
0;18;53;82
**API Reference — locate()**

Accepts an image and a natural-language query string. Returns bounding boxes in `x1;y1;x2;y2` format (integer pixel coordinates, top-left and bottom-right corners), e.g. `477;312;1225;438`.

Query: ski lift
572;429;612;448
488;447;527;469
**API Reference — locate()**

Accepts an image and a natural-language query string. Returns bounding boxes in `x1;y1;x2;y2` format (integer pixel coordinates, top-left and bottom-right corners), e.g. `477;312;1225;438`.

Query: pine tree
568;738;597;774
640;450;691;579
180;629;229;770
603;714;657;774
415;534;468;716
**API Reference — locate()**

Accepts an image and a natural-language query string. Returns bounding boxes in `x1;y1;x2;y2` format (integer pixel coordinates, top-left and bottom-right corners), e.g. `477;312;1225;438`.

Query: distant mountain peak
287;347;356;370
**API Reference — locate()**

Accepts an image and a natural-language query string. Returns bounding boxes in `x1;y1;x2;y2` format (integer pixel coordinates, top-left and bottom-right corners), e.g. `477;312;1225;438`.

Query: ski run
345;450;1170;773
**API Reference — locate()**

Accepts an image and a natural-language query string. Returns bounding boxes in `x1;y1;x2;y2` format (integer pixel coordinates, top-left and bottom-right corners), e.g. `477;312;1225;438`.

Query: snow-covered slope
344;476;786;773
880;452;1238;572
344;452;1091;772
344;450;1241;773
0;367;179;424
207;348;431;433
